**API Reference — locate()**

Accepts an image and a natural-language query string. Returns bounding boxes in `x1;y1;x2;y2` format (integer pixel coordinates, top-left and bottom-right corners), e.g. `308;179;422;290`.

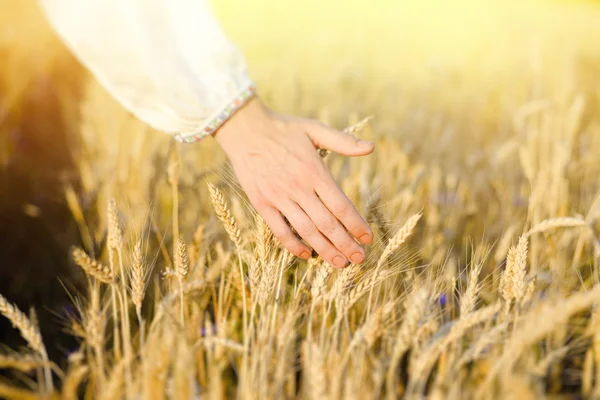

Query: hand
213;97;374;268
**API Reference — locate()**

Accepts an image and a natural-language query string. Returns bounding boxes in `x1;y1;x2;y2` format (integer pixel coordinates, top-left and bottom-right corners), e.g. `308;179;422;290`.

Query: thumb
307;124;374;157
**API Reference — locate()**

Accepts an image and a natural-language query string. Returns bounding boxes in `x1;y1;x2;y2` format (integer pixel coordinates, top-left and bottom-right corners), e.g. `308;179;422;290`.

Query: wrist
213;96;269;154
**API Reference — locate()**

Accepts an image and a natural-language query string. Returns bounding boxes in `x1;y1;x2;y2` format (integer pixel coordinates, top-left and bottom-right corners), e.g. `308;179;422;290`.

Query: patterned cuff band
174;83;257;143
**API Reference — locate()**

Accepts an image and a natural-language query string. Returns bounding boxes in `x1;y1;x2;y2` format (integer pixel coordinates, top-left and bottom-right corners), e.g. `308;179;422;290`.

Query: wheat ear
131;239;146;349
174;237;189;326
108;199;134;399
366;212;422;314
0;294;52;392
72;247;114;284
525;216;588;237
207;182;241;247
106;200;122;362
207;182;248;362
0;353;45;372
500;235;528;308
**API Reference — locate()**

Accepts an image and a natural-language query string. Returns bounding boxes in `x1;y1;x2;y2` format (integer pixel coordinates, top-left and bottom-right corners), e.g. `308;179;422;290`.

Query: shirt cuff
173;83;257;144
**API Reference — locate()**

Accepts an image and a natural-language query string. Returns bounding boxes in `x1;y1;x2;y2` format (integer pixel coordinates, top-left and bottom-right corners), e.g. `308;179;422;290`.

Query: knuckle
337;235;359;251
316;214;337;234
295;219;316;236
319;244;340;259
330;200;350;217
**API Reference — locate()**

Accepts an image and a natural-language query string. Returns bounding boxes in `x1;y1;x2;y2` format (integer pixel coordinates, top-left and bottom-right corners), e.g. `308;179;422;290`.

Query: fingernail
359;233;372;245
332;256;349;269
357;139;373;147
300;251;311;259
350;252;365;264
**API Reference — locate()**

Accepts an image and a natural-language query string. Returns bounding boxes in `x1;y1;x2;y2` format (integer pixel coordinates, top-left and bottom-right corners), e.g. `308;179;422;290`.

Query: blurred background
1;0;600;364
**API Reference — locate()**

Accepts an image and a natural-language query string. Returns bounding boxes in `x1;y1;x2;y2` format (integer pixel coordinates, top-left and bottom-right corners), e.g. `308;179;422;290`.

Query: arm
40;0;374;268
38;0;254;141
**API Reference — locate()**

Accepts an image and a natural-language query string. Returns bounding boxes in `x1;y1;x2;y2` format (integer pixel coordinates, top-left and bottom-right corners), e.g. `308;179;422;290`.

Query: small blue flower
200;325;218;336
438;293;448;306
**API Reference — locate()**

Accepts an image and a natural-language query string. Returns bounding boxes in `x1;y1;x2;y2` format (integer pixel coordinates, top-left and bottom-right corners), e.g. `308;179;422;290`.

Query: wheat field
2;0;600;398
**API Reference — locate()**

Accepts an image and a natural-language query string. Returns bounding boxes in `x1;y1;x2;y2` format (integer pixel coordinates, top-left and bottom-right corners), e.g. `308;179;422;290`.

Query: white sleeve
39;0;256;143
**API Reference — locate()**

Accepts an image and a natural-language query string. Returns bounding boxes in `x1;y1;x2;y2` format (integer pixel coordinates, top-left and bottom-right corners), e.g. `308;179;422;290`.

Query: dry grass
3;0;600;398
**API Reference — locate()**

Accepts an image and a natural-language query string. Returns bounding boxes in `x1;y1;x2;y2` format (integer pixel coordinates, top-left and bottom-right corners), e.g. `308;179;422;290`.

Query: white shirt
39;0;255;143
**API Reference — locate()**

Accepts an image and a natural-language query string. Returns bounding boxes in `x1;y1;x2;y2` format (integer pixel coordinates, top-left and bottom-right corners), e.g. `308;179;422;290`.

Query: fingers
315;174;373;245
280;202;350;269
299;193;366;264
306;124;374;157
258;205;312;259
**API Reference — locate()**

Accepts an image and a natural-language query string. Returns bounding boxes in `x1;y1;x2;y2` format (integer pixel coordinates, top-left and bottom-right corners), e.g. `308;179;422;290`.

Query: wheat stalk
207;182;248;364
339;267;397;313
478;285;600;396
532;347;569;377
100;357;128;400
330;263;361;302
84;282;106;387
107;199;134;399
310;260;332;304
386;287;429;399
378;212;422;265
107;199;123;251
408;303;501;396
0;382;44;400
62;365;89;400
302;341;328;399
72;247;114;284
0;353;45;372
525;216;588;237
168;147;180;245
175;237;189;326
131;239;146;350
500;235;528;307
366;192;391;241
0;293;52;392
107;200;122;362
131;240;146;317
366;212;422;314
207;182;241;247
456;322;508;367
460;260;484;316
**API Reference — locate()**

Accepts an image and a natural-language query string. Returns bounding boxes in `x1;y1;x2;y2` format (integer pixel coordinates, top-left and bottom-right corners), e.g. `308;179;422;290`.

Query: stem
366;260;384;317
307;303;315;342
237;249;248;356
117;248;133;400
109;281;121;361
172;172;179;247
217;270;225;326
270;254;286;335
136;307;145;353
118;290;133;400
179;282;185;327
320;300;333;347
91;282;105;387
243;300;257;383
41;348;53;394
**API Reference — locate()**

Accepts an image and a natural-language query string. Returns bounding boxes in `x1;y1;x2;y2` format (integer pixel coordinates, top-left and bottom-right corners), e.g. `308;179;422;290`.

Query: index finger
314;172;373;245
